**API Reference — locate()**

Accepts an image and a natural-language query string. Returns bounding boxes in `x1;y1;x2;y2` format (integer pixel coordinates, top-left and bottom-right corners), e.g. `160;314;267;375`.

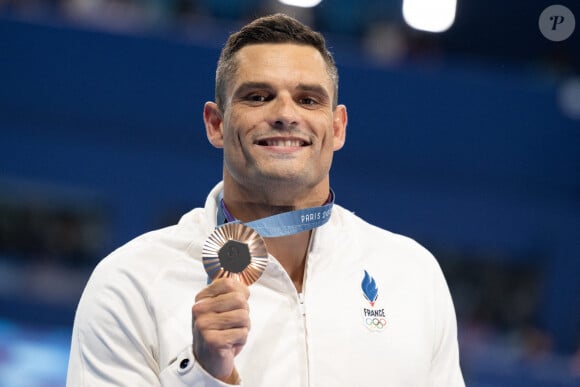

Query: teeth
264;140;304;147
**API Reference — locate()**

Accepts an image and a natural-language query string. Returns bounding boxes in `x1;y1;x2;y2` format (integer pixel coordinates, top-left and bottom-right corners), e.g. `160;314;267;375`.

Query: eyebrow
233;81;330;101
296;83;330;101
232;82;272;97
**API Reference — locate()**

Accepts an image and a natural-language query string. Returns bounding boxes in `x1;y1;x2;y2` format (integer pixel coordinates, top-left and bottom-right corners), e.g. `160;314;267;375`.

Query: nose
269;93;299;130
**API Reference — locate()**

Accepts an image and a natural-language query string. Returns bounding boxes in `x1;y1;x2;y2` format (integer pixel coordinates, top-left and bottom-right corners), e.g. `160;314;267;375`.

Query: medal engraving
202;223;268;285
218;240;251;273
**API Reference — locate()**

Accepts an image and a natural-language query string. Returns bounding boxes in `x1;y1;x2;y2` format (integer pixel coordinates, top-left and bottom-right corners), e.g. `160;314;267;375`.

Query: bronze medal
202;223;268;286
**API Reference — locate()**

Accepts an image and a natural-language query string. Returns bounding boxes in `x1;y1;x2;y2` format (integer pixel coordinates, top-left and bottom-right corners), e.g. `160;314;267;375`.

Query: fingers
194;291;249;315
193;278;250;333
195;277;250;304
191;278;250;381
197;326;250;349
194;307;250;331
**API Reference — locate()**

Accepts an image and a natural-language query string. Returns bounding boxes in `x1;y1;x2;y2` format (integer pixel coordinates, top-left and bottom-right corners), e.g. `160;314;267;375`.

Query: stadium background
1;1;579;385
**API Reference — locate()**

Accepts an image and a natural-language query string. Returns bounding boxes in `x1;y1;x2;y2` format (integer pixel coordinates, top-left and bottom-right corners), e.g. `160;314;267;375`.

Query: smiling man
67;13;464;386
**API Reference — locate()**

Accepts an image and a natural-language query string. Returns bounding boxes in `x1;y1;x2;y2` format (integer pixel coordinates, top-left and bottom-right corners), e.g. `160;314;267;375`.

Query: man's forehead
234;43;325;67
231;43;331;85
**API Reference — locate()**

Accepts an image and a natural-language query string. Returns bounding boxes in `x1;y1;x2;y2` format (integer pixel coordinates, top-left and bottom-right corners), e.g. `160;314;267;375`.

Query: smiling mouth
256;139;310;147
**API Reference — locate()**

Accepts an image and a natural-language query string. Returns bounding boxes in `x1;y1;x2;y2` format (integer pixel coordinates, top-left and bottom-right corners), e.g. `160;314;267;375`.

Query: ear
332;104;347;151
204;101;224;148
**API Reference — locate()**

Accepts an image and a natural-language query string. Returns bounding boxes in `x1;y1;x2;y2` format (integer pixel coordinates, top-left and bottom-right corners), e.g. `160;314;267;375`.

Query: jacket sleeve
159;345;242;386
428;261;465;387
66;253;239;387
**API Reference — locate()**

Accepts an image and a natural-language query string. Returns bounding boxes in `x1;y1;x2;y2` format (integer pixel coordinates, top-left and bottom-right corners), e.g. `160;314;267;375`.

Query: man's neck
220;175;328;292
222;175;330;223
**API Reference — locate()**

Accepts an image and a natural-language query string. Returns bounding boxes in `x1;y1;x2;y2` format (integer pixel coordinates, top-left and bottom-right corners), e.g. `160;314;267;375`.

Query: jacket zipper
298;291;311;387
299;229;315;387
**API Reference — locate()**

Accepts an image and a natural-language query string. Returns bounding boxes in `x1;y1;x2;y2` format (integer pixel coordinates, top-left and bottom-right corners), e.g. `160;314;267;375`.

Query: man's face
207;43;347;194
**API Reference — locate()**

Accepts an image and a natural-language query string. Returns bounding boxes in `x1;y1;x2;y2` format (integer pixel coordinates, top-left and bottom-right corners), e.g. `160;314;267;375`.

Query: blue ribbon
216;190;334;237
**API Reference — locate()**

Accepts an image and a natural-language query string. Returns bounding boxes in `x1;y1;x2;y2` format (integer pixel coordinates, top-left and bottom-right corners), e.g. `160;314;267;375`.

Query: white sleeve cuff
160;345;241;387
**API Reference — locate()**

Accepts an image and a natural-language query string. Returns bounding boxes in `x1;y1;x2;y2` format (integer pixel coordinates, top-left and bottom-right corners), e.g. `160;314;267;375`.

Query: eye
299;97;318;106
250;95;266;102
245;93;271;104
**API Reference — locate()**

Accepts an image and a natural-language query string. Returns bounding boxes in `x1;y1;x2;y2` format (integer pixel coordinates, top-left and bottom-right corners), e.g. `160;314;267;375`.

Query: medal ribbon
216;190;334;237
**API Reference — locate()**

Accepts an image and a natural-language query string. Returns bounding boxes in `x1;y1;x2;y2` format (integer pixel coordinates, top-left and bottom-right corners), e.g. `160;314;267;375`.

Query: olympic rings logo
365;317;387;330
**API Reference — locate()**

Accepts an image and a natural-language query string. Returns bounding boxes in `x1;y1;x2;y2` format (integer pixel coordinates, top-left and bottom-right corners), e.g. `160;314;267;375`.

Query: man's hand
192;278;250;383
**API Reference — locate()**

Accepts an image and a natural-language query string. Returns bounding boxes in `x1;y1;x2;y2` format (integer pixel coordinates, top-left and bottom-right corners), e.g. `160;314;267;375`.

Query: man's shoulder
73;206;212;333
330;204;405;239
330;204;435;260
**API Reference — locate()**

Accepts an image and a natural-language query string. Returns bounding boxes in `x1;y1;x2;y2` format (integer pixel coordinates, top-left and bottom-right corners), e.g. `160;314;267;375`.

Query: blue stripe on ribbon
216;190;334;237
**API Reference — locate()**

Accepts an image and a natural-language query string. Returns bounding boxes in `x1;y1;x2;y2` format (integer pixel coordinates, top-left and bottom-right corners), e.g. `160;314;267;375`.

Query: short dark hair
215;13;339;111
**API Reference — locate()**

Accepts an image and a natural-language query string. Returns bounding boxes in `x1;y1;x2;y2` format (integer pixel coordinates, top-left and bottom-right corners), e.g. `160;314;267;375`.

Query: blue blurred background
1;1;579;386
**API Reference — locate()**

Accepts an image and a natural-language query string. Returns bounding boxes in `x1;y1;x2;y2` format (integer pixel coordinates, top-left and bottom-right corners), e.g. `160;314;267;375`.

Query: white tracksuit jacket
67;182;464;386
